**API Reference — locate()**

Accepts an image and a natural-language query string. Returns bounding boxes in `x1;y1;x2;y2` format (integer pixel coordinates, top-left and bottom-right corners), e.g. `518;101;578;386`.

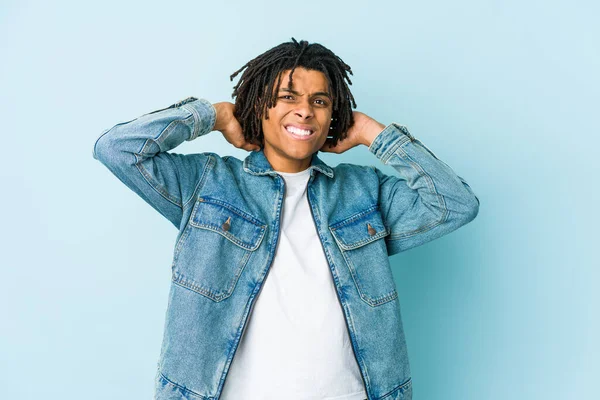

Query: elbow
456;176;480;223
92;127;131;167
462;194;480;224
93;133;121;167
446;194;479;227
92;130;110;163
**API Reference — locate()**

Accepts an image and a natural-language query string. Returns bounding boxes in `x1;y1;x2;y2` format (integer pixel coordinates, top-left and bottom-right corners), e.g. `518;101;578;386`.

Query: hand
213;102;260;152
319;111;386;154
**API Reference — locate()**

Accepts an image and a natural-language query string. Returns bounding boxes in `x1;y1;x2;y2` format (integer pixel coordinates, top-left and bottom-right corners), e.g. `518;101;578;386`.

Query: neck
263;148;313;173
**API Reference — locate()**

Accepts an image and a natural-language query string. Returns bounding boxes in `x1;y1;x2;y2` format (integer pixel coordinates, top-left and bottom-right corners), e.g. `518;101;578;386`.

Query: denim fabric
93;97;479;400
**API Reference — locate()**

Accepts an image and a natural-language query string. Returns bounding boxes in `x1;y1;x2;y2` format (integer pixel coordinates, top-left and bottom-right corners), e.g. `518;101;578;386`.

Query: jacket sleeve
92;97;217;229
368;122;480;256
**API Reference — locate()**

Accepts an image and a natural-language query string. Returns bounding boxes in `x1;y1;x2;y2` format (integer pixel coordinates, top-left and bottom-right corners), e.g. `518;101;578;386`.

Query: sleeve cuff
368;122;416;164
182;98;217;141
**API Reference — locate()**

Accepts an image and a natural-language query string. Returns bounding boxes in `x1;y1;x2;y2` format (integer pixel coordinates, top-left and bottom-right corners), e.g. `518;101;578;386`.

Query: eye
314;99;329;106
279;95;294;100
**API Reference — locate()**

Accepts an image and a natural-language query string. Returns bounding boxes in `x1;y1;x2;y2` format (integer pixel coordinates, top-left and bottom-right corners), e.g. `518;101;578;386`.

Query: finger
234;138;249;149
322;141;344;153
242;143;260;152
319;139;336;153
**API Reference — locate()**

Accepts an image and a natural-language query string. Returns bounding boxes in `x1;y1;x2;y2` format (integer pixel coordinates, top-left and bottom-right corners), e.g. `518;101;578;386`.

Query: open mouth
284;125;315;141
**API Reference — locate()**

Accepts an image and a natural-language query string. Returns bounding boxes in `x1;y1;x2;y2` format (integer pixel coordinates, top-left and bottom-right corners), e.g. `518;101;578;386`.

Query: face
260;67;333;173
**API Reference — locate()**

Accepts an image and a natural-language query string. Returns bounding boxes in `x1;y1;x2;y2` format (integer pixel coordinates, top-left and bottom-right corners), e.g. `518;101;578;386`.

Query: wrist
361;120;386;147
212;102;232;132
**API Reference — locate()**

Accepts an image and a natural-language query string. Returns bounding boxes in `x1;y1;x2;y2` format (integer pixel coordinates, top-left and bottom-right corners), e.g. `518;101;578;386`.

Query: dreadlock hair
229;38;357;149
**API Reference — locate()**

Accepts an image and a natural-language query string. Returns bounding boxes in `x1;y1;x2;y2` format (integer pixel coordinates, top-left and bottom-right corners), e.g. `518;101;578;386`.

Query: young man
93;38;479;400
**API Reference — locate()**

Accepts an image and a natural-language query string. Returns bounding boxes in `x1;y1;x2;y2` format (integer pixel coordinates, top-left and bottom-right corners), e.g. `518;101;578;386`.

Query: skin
213;67;386;172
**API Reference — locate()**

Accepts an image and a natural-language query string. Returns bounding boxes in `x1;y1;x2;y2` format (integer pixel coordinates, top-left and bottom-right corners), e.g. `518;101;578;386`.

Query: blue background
1;0;597;398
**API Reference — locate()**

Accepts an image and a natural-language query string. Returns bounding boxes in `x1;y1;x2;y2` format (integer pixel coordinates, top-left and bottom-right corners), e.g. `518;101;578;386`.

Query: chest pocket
329;207;398;307
172;197;267;302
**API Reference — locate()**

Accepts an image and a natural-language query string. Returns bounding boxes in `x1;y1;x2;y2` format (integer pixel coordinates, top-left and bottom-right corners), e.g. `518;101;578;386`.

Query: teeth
286;126;312;136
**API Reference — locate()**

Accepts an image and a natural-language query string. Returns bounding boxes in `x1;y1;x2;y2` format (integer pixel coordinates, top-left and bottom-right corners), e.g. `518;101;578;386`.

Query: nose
294;98;314;119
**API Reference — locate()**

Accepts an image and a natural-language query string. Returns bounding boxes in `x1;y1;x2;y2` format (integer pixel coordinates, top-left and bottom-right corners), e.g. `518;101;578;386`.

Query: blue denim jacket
93;97;479;400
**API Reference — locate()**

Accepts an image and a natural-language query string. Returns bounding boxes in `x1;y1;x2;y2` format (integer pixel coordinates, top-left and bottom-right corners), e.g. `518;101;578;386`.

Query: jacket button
367;223;376;236
222;216;231;232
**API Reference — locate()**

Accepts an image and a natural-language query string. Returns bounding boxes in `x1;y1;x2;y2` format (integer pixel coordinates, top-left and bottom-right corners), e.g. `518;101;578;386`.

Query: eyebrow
279;88;332;100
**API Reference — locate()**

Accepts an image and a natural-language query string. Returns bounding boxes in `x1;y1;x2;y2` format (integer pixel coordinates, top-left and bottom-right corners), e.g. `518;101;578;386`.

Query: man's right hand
212;102;260;152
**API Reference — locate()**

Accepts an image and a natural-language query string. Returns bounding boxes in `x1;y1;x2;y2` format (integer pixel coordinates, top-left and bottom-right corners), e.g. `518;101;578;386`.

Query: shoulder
197;152;246;174
331;162;382;190
186;151;243;165
333;162;379;176
175;152;244;177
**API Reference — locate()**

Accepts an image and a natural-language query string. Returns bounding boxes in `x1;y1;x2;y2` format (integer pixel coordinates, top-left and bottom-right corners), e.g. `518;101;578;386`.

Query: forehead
274;67;329;91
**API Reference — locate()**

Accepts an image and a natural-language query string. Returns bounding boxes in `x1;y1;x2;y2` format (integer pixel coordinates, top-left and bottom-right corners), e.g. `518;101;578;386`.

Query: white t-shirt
220;167;367;400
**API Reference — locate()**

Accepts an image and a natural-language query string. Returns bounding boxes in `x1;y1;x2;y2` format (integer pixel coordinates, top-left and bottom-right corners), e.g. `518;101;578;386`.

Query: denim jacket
93;97;479;400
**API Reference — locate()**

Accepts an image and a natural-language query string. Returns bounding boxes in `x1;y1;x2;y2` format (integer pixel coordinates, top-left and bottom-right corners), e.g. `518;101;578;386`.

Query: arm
367;122;480;256
92;97;217;229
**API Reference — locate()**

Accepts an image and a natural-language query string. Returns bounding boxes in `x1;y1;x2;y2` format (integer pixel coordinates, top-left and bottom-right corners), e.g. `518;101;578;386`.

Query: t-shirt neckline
276;167;311;177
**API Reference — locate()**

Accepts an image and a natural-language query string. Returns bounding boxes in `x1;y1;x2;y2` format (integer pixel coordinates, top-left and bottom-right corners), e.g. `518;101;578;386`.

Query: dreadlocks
229;38;357;149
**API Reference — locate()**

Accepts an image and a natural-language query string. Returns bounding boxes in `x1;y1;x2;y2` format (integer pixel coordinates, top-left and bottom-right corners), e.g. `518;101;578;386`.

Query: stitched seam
182;99;216;140
340;280;373;393
395;146;439;202
172;156;216;269
380;135;412;164
183;153;215;209
378;377;413;399
151;115;194;153
368;123;397;155
134;157;182;208
385;146;448;240
397;143;447;212
188;221;265;251
198;196;267;227
187;195;266;250
93;119;139;158
215;261;266;397
340;249;398;307
329;204;379;229
331;228;389;251
158;371;208;399
203;99;218;133
182;103;201;140
171;203;256;302
329;207;391;251
307;185;372;392
172;264;248;303
171;223;192;267
134;117;196;208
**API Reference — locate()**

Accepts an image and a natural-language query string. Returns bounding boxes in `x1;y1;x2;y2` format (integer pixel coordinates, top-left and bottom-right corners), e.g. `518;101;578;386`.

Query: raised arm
367;122;480;255
321;112;480;256
92;97;218;229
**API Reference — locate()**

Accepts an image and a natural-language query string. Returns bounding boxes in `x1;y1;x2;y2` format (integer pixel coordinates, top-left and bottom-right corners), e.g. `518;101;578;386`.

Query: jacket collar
243;149;334;178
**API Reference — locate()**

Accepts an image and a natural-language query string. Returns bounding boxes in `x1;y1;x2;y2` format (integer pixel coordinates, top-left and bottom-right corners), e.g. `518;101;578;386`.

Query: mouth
283;124;316;141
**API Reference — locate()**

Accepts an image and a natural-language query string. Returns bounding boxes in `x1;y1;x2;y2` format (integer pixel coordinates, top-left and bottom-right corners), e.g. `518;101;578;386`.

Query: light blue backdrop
1;0;597;399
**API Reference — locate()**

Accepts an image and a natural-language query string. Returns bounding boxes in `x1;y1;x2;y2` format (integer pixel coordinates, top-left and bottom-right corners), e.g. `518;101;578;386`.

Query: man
93;38;479;400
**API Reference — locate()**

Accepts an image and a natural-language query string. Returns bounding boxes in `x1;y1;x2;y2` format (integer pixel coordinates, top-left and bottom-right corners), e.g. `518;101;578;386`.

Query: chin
288;146;319;158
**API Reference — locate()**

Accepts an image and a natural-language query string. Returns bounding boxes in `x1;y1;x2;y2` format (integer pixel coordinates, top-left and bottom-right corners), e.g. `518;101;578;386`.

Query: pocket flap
329;207;390;251
190;197;267;251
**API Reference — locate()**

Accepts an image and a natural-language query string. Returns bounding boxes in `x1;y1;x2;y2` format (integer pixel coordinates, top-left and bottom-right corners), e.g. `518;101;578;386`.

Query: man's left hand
319;111;386;154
